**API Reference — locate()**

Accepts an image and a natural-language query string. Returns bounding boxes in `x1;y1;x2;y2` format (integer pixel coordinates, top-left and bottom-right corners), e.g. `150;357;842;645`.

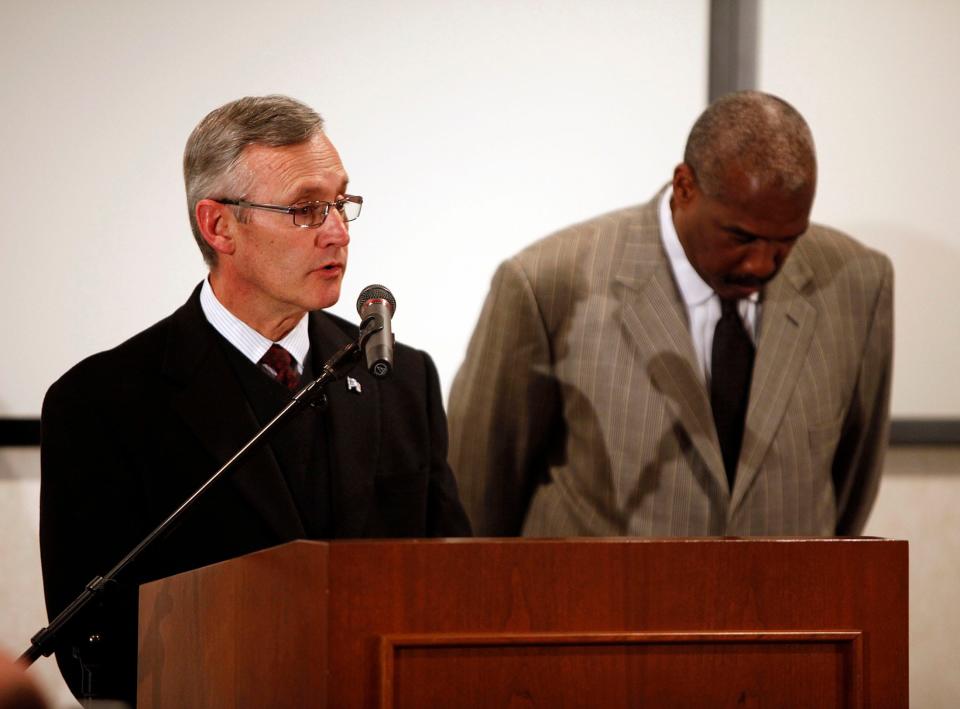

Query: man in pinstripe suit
448;91;892;537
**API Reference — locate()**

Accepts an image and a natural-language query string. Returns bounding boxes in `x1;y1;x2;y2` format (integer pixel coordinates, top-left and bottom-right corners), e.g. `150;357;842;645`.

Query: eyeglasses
215;194;363;228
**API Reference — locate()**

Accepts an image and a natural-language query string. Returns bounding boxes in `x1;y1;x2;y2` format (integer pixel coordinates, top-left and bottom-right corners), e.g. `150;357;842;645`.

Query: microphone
356;284;396;378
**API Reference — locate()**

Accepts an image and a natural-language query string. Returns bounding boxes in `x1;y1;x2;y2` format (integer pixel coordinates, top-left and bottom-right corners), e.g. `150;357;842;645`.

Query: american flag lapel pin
346;376;362;394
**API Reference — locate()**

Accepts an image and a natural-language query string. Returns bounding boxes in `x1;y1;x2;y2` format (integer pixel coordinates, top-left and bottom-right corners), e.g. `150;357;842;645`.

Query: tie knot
259;344;300;391
720;298;740;318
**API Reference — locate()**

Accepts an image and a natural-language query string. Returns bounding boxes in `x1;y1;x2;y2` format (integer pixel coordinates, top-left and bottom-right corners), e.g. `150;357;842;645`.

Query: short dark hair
683;91;816;199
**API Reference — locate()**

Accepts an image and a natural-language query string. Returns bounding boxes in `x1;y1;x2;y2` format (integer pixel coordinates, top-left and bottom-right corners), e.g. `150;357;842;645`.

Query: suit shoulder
497;199;658;303
45;312;178;403
800;223;891;267
796;224;893;290
514;201;655;268
43;287;209;410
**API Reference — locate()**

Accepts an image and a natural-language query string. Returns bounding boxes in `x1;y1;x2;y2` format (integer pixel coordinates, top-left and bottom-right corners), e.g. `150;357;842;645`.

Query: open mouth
315;263;343;277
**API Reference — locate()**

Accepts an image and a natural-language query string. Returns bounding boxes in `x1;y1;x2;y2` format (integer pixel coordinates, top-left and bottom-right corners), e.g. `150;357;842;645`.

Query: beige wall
0;449;75;708
863;447;960;708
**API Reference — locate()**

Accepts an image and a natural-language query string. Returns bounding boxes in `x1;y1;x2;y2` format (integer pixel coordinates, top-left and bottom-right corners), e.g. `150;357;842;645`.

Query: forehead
710;168;814;234
241;133;348;198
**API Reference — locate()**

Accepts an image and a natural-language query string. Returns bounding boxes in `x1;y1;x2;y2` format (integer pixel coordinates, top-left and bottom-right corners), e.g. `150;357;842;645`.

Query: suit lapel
308;312;379;537
161;287;305;540
730;254;817;512
614;199;728;491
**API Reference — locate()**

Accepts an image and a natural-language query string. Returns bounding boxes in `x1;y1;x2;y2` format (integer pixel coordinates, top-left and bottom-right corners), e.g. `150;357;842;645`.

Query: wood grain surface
138;537;907;708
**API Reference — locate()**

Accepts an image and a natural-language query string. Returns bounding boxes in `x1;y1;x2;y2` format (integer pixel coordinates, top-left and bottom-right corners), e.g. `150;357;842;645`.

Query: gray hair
683;91;816;199
183;95;325;266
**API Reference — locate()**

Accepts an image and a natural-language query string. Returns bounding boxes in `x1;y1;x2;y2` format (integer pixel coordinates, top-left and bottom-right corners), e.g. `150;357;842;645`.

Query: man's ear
196;199;238;257
672;163;698;207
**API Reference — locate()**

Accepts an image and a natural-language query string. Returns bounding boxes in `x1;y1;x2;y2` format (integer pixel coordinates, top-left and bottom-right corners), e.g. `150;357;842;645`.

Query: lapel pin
346;376;362;394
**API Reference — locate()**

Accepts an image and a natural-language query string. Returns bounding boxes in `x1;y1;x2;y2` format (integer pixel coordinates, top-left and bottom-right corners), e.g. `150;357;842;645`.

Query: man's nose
317;209;350;248
741;241;781;279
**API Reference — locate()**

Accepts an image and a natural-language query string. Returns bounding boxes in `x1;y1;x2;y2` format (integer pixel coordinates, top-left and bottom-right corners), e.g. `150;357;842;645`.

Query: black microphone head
356;284;396;316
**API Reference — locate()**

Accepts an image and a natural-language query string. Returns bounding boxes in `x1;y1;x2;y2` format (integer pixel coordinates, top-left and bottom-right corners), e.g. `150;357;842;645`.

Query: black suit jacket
39;285;471;704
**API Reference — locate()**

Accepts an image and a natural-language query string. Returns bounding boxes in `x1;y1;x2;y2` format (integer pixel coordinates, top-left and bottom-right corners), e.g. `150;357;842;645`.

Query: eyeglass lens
292;198;362;227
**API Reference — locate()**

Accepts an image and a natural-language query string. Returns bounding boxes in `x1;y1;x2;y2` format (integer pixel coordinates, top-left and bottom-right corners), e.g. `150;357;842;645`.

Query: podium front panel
139;537;906;708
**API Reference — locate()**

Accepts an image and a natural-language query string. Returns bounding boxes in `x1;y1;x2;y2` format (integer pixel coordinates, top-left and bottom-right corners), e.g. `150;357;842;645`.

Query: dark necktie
259;344;301;391
710;299;755;490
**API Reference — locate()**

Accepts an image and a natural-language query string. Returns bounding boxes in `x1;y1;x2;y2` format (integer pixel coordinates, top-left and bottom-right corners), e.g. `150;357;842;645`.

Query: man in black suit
39;95;471;706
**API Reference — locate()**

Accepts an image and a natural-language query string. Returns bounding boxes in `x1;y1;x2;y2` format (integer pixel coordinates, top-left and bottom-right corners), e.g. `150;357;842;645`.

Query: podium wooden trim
138;537;906;708
377;630;866;709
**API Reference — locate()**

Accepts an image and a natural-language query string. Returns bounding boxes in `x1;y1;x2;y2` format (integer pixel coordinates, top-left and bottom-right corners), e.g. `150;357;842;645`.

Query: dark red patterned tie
259;344;301;391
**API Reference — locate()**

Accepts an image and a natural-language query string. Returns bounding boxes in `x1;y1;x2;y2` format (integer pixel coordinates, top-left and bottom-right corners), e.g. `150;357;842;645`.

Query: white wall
6;2;954;419
758;0;960;418
0;0;708;417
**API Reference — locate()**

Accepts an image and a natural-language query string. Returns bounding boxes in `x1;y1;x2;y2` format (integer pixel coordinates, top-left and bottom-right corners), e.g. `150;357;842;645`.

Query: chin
296;269;345;311
311;283;343;311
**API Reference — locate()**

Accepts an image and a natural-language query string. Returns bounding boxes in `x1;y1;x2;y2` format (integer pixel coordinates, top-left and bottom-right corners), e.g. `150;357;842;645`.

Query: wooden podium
137;538;907;708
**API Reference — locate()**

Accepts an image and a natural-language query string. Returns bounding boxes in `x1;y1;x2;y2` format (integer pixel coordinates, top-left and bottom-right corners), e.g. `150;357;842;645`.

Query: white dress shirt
657;188;760;386
199;278;310;374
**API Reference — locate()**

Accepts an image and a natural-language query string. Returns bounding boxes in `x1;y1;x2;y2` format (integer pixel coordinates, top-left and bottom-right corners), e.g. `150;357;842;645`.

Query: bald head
683;91;816;200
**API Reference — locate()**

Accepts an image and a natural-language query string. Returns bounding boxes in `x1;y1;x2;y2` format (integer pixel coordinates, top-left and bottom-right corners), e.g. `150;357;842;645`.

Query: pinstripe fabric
448;192;893;537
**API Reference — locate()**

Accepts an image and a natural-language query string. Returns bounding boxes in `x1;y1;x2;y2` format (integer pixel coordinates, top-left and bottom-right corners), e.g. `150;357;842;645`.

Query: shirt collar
199;278;310;371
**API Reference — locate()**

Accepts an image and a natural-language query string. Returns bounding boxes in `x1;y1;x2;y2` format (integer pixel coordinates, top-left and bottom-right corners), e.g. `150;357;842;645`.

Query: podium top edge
278;536;906;547
142;537;907;589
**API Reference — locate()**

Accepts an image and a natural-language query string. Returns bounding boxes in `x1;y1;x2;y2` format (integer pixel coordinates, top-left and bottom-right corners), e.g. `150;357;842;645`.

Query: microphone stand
19;329;371;670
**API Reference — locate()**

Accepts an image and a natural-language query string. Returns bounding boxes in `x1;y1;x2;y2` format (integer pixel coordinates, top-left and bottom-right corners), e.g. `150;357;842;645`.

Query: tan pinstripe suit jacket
448;192;893;537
